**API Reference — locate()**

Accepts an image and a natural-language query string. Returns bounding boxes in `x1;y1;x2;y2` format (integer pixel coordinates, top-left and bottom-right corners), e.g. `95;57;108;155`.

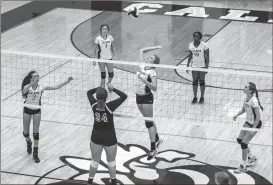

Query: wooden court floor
1;0;272;184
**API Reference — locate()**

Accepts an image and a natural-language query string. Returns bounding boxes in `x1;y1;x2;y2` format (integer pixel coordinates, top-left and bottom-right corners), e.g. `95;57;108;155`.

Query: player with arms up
86;84;127;185
94;24;116;88
21;71;73;163
136;46;163;160
233;82;263;173
187;31;210;104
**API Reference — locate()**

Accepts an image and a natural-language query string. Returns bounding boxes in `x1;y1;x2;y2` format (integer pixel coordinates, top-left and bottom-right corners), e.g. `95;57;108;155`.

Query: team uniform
188;41;209;78
23;84;46;115
243;96;262;128
87;87;127;146
135;65;156;104
95;35;114;60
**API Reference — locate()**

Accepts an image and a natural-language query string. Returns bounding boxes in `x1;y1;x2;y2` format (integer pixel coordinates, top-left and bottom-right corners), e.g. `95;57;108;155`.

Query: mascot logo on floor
35;143;271;185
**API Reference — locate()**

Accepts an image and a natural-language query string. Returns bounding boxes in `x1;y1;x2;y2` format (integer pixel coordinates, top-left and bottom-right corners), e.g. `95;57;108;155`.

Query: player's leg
23;108;32;154
191;71;198;104
199;70;207;104
234;122;260;173
98;62;106;88
137;94;162;160
105;63;114;85
32;110;41;163
88;141;104;185
104;144;118;185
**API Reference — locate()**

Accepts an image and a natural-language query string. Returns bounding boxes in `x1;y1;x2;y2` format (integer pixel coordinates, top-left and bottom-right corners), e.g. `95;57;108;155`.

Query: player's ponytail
249;82;264;111
21;71;36;98
96;87;108;110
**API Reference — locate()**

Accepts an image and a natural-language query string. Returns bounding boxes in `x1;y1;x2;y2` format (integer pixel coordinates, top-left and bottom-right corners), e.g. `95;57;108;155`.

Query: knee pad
237;138;242;144
33;133;39;140
192;80;198;86
90;160;99;168
108;72;114;78
199;80;205;86
145;121;154;128
241;143;248;149
23;132;29;138
101;72;106;79
108;160;116;167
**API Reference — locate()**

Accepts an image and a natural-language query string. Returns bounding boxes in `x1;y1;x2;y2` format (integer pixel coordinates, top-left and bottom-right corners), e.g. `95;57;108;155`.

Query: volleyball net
1;50;272;131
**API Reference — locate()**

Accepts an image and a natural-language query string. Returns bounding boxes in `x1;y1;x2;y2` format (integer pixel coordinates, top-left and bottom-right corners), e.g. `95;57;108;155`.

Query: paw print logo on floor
35;143;271;185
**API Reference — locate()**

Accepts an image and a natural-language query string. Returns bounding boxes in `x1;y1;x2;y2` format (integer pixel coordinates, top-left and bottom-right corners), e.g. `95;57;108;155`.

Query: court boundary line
2;114;271;147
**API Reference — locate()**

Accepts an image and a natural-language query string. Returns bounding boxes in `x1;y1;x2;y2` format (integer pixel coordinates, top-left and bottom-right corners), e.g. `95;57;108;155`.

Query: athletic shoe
199;97;204;104
147;148;158;161
247;156;257;167
234;164;247;174
26;140;32;154
33;147;40;163
191;97;198;104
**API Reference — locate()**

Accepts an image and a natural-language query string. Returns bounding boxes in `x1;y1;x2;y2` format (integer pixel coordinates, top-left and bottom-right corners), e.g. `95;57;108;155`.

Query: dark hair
153;55;160;65
96;87;108;110
193;31;203;39
21;71;37;98
249;82;264;111
100;24;109;33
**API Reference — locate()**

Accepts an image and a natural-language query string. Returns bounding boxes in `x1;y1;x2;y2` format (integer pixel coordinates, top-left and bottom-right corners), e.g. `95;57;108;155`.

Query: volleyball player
87;83;127;185
21;71;73;163
187;31;210;104
94;24;115;88
233;82;263;173
136;46;163;160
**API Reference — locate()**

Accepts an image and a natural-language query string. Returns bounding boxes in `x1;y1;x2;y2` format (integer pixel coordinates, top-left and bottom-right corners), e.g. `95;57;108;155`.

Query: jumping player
187;31;210;104
94;24;115;88
233;82;263;173
21;71;73;163
87;84;127;185
136;46;163;160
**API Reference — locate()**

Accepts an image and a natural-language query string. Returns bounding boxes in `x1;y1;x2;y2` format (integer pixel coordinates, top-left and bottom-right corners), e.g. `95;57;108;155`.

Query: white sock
247;152;252;158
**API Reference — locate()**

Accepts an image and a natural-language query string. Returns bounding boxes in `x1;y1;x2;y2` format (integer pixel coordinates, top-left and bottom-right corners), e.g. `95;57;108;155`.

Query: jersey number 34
95;112;108;123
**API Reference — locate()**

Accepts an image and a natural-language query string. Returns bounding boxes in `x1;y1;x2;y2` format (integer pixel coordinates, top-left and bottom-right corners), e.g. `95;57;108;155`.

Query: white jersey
188;41;209;68
95;35;114;60
136;65;157;95
243;96;260;124
23;84;46;109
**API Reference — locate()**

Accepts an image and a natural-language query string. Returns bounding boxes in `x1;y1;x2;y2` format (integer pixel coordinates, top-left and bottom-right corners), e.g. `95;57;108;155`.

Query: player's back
92;103;114;131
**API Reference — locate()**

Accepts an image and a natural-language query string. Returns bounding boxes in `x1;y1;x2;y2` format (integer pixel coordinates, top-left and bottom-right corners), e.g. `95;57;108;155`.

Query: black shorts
23;107;41;115
136;93;154;104
245;120;262;128
192;68;207;80
91;129;117;147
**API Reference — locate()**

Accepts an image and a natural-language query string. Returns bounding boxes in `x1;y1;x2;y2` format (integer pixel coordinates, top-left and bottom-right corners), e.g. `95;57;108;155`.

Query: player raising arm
136;46;163;160
21;70;73;163
86;83;127;185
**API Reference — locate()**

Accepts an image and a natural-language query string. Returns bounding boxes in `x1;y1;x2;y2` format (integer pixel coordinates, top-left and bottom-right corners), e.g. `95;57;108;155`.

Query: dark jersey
87;87;127;131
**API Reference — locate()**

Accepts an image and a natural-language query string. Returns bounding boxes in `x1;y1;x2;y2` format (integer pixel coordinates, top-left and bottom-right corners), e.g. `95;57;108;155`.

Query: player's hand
93;61;97;66
107;82;114;91
186;65;190;73
67;77;73;83
233;116;237;121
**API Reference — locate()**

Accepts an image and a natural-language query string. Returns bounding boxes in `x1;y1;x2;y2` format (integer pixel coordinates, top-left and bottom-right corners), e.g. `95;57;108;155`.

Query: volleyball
128;7;140;18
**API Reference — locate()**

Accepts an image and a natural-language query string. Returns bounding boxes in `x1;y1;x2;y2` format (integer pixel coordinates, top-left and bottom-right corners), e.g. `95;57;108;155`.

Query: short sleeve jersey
95;35;114;60
136;65;157;95
188;41;209;68
243;96;260;124
23;83;46;109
